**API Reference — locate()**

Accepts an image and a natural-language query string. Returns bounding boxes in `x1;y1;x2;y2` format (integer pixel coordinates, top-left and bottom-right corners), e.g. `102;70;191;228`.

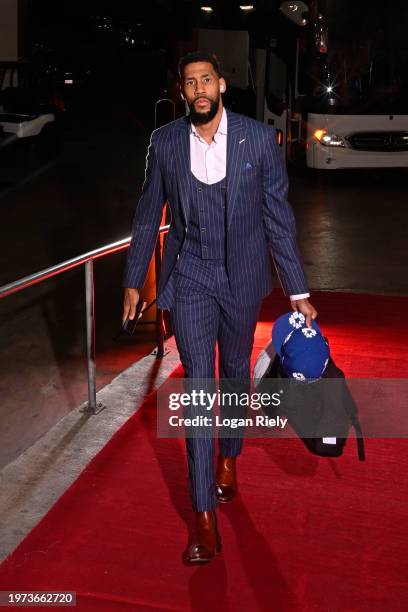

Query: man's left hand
290;298;318;328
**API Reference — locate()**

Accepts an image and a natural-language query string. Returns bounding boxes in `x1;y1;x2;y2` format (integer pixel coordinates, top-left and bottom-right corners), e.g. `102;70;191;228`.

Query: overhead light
200;5;214;12
239;4;255;11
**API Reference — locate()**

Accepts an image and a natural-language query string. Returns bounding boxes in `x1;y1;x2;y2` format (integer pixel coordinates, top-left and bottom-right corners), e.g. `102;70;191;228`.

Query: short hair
178;51;223;80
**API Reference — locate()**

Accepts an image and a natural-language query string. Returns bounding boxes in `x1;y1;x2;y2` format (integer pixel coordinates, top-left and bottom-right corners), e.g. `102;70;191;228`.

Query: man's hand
123;287;142;325
290;298;318;328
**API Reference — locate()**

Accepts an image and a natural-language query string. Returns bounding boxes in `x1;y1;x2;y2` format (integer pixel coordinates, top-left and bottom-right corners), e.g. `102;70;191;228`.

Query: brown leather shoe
216;454;238;503
183;510;222;564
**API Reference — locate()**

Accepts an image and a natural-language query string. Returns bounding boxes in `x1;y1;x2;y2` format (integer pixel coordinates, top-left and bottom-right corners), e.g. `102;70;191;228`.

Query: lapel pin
239;138;246;144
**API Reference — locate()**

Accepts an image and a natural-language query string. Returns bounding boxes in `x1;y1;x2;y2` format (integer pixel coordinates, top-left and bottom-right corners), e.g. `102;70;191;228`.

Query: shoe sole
183;543;222;565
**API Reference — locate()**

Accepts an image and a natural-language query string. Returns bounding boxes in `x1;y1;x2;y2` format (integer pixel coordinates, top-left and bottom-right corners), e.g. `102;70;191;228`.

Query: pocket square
244;161;254;170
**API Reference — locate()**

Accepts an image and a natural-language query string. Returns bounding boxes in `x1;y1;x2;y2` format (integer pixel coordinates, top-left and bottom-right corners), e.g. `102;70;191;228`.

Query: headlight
313;129;345;147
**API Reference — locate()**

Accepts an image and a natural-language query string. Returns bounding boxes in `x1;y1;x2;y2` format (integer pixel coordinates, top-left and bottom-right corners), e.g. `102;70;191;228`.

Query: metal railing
0;225;170;413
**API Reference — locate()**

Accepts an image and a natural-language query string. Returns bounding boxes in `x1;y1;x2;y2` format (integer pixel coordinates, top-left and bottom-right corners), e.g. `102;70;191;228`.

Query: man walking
123;52;317;564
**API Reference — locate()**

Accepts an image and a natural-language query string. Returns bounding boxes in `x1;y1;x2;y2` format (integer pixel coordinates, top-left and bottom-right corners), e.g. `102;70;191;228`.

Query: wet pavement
1;91;407;468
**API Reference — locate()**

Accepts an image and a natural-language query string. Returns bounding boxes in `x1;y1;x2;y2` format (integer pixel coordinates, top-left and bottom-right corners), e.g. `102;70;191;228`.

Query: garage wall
0;0;19;61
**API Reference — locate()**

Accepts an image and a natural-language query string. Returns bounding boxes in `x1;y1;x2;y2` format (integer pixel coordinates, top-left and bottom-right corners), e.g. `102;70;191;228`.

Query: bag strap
349;415;366;461
343;395;366;461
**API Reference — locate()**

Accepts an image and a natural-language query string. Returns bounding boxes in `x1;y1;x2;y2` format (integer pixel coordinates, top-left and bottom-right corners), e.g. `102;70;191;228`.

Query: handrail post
85;260;97;412
0;226;172;408
152;95;173;359
154;235;165;357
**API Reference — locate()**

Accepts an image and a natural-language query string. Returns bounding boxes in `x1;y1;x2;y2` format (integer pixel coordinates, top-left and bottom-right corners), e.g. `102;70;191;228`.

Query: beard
189;96;220;126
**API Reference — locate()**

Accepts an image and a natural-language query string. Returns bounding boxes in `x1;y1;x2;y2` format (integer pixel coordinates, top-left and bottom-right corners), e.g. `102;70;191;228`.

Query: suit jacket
123;108;309;308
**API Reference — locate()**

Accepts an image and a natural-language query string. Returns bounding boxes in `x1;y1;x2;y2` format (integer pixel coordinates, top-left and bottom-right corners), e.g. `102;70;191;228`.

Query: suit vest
182;173;227;261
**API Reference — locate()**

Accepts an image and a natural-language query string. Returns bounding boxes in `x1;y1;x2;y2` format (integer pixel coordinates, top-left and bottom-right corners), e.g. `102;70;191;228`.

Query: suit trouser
170;251;261;511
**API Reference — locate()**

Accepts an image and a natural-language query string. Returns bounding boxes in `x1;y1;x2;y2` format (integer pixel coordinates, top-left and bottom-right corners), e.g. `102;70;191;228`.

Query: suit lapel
226;110;246;230
173;117;191;225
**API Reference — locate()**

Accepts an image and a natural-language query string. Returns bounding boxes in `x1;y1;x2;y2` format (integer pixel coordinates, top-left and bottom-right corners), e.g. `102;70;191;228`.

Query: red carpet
1;291;408;611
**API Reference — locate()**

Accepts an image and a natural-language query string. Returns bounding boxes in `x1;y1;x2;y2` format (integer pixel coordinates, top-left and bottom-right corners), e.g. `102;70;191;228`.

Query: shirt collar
190;107;227;143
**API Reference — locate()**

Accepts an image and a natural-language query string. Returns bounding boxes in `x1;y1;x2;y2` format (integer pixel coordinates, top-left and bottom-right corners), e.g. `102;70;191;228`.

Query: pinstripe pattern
184;174;226;259
171;253;260;511
122;108;310;511
122;109;309;305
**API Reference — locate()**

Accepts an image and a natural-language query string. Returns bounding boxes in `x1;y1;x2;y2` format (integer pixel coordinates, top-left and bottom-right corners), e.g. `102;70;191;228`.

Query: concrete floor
0;335;180;562
0;90;408;560
290;167;408;295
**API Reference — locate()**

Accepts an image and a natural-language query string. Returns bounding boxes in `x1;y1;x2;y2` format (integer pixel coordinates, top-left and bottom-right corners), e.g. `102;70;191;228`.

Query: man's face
181;61;226;125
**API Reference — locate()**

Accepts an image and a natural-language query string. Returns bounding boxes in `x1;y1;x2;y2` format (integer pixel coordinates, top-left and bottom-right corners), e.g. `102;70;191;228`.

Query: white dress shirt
189;108;309;301
190;107;227;184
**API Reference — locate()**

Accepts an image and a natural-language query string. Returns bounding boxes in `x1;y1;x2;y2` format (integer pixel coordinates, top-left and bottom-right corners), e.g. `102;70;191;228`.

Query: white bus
195;1;408;170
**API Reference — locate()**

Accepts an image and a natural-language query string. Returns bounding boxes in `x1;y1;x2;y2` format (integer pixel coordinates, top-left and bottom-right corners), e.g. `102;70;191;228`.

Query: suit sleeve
123;134;167;289
262;128;309;296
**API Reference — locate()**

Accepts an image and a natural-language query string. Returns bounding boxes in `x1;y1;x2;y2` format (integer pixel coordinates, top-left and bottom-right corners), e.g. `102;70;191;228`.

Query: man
123;52;317;564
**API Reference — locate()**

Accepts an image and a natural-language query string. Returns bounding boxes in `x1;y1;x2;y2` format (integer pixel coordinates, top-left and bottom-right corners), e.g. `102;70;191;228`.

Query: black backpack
256;352;365;461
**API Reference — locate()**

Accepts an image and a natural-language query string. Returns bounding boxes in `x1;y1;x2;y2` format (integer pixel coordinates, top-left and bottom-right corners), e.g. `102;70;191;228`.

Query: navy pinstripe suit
123;108;309;511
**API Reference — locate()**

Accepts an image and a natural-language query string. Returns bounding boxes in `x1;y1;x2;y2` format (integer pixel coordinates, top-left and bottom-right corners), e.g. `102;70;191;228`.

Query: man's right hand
123;287;140;325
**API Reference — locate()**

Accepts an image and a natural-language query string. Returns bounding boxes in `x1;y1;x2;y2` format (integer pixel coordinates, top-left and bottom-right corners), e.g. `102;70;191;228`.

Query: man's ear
219;78;227;94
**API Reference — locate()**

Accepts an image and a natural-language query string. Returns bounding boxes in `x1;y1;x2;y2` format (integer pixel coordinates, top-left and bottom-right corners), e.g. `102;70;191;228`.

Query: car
0;61;63;155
